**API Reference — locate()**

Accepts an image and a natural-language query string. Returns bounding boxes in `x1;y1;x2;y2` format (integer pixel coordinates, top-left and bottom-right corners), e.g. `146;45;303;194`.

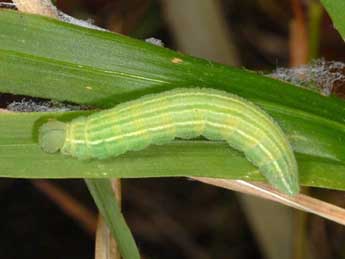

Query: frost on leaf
269;59;345;96
7;99;84;112
145;37;165;47
0;2;16;9
57;11;107;31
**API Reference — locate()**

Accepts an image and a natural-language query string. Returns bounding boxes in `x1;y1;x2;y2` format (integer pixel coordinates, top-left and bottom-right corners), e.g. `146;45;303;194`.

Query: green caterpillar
39;88;299;195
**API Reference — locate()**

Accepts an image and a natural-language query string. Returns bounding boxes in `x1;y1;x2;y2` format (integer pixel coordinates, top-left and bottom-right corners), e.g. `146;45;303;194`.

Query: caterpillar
39;88;299;195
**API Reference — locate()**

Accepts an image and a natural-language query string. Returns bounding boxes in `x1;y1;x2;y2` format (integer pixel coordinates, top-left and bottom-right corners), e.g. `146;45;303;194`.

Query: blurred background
2;0;345;258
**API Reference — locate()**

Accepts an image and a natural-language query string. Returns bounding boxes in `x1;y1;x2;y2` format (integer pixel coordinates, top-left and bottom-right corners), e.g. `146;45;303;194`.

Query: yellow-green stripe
58;88;298;195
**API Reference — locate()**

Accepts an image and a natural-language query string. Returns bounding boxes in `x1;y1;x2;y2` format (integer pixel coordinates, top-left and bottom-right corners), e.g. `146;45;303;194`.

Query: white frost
145;37;165;47
269;59;345;96
7;99;85;112
57;11;107;31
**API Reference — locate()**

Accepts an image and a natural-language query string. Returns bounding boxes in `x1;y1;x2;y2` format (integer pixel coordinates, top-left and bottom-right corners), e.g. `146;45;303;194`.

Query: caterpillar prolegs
39;88;299;195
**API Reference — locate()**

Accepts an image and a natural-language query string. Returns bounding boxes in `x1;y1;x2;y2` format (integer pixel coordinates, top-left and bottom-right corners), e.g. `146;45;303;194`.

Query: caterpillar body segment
39;88;299;195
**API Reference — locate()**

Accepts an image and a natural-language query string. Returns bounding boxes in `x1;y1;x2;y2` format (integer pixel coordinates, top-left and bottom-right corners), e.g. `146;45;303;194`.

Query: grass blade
85;179;140;259
1;112;345;191
320;0;345;39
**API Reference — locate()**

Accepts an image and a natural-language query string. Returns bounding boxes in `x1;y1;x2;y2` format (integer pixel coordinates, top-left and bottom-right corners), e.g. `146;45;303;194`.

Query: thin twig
126;186;211;259
31;180;97;235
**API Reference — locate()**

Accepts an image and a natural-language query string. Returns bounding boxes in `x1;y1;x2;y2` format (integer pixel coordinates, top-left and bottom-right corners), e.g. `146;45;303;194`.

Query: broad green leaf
2;112;345;191
1;10;345;191
320;0;345;39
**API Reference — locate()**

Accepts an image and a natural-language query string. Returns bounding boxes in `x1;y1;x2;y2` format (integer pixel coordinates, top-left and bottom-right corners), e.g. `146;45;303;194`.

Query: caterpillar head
39;120;66;153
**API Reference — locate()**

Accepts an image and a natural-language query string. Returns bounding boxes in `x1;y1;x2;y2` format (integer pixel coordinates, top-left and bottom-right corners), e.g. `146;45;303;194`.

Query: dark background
1;0;345;258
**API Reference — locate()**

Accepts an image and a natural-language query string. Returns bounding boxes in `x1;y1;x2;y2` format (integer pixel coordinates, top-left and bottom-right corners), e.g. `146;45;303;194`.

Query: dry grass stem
31;180;97;235
95;217;121;259
95;179;122;259
192;177;345;226
290;0;309;66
